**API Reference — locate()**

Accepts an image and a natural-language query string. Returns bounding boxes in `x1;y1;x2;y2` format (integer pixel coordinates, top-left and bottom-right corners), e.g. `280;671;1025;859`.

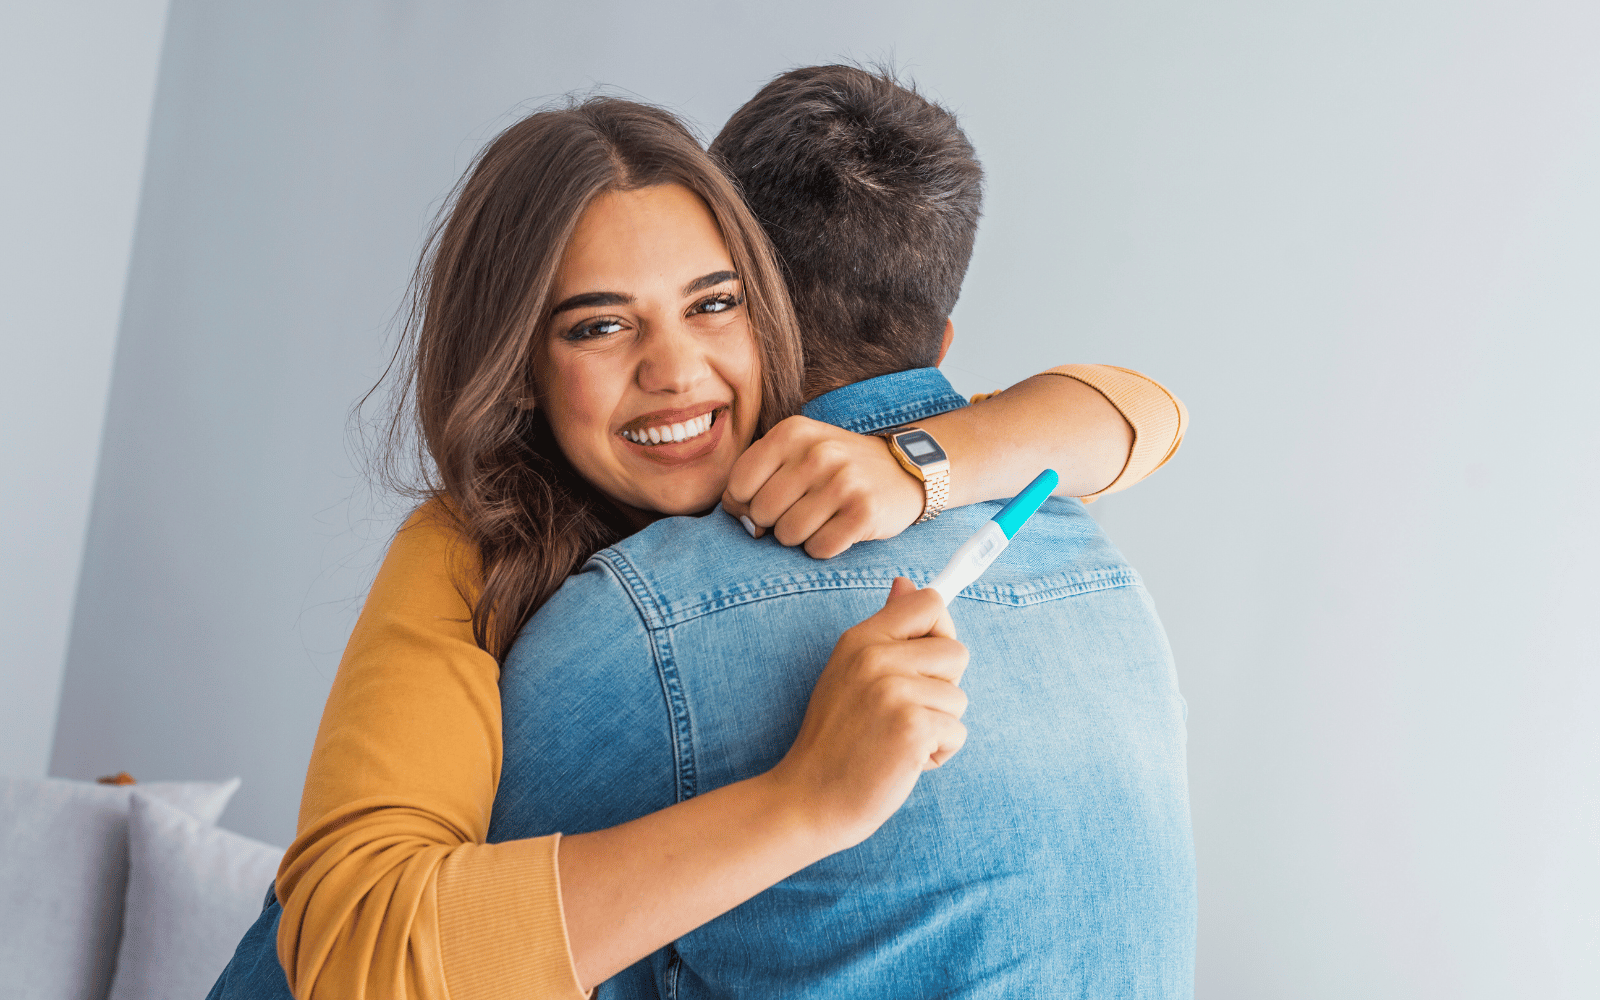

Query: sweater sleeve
974;364;1188;502
275;501;588;1000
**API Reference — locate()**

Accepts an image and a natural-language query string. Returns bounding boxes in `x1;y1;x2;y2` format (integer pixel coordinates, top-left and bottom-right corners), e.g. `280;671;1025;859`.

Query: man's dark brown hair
711;65;984;398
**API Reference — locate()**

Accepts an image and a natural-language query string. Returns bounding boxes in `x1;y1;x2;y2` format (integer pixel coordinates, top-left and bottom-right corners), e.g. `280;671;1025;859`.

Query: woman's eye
565;317;626;341
692;292;743;316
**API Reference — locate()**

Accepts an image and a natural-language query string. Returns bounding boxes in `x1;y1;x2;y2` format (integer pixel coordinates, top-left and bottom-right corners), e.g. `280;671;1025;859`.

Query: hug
209;64;1195;999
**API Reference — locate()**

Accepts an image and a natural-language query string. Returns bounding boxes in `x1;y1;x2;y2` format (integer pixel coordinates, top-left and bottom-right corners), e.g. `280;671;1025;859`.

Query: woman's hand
766;577;969;851
721;415;924;558
557;577;966;989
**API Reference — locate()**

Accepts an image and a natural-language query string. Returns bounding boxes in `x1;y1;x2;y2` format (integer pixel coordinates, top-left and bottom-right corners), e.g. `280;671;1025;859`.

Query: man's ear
936;318;955;366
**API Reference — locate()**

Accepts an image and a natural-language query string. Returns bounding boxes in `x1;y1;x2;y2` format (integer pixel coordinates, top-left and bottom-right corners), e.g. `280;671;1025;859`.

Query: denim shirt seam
835;396;967;436
641;565;1144;627
593;550;699;802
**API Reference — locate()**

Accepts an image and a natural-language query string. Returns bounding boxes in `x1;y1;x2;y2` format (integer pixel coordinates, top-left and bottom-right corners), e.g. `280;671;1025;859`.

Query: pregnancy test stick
925;469;1059;605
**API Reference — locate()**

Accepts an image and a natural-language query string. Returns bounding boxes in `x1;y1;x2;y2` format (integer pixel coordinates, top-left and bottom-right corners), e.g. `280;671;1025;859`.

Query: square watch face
895;429;947;466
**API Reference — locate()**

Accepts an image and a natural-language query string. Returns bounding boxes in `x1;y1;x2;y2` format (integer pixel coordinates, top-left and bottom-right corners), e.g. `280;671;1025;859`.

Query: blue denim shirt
491;368;1197;999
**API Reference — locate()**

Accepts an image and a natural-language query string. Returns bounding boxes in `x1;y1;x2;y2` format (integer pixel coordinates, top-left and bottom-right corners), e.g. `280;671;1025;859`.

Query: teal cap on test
992;469;1059;539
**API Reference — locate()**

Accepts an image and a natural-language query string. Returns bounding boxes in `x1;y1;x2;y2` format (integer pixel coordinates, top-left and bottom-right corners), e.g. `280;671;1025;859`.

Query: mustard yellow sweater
275;365;1188;999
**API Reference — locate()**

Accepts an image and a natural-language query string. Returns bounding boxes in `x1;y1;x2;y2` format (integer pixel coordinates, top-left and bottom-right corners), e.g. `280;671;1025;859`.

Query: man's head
711;65;984;399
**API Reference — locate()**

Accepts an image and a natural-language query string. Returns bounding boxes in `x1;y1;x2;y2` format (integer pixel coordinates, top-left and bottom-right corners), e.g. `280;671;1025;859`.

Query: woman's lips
617;406;728;464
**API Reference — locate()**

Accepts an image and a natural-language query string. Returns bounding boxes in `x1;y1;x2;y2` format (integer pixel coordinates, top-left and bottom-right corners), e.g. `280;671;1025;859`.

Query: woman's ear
936;319;955;366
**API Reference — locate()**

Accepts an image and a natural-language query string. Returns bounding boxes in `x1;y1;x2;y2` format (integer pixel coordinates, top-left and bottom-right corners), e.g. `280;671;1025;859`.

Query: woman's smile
618;404;728;458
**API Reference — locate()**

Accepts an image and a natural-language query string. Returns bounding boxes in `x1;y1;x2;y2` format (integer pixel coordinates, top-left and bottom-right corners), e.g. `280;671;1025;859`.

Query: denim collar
799;367;968;435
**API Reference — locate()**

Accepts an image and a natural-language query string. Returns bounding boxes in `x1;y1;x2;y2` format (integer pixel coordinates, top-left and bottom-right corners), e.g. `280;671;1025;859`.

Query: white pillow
108;792;283;1000
0;774;239;1000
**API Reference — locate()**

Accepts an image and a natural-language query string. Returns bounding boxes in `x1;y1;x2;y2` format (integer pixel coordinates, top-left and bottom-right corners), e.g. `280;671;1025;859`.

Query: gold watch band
916;466;951;524
875;426;951;524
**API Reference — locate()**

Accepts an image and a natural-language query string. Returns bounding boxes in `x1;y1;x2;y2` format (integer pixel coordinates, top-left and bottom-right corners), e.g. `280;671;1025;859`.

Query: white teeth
623;411;718;446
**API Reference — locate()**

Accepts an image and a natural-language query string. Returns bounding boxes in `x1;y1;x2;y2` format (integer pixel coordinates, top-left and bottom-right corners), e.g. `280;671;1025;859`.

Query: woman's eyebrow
549;272;736;316
682;270;739;296
550;291;631;315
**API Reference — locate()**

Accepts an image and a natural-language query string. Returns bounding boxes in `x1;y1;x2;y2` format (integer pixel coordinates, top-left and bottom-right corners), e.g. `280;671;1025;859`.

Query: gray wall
0;0;170;776
38;1;1600;997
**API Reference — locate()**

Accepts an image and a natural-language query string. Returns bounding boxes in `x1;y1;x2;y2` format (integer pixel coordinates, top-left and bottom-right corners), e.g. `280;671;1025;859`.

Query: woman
212;97;1185;1000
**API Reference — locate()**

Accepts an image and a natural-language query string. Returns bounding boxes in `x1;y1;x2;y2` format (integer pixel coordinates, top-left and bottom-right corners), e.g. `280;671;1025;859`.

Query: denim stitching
602;561;1143;629
597;549;668;628
594;552;698;804
835;395;967;435
649;626;697;803
801;367;969;434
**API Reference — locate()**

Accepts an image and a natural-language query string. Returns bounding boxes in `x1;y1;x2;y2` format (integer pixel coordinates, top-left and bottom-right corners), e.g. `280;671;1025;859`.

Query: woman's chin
633;479;728;519
593;457;732;524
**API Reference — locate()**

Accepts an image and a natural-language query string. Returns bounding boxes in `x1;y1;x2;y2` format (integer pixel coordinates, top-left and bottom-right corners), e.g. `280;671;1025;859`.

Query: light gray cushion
108;792;283;1000
0;774;239;1000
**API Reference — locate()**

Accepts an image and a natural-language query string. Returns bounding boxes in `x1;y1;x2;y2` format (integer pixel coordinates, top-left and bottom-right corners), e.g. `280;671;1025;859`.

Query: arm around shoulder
1041;364;1188;500
274;501;585;1000
918;362;1188;506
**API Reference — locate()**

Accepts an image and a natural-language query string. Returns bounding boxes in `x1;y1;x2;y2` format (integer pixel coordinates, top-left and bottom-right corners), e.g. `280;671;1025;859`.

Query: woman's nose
635;322;709;395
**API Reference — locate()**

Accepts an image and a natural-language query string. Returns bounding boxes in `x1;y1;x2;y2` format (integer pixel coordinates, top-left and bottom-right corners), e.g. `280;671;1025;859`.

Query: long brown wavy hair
374;98;806;658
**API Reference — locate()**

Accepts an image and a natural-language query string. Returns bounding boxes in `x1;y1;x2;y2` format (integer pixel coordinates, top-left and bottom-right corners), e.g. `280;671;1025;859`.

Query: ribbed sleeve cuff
436;835;589;1000
1041;364;1188;500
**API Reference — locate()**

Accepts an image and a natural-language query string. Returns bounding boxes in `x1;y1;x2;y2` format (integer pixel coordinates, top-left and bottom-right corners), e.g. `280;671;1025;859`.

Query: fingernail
739;515;758;538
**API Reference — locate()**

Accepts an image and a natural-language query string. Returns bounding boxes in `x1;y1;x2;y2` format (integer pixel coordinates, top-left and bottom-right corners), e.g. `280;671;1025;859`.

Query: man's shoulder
588;497;1139;628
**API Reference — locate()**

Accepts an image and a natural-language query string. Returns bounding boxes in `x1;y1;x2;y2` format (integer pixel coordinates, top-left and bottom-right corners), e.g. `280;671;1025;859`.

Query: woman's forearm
558;773;826;991
721;366;1185;559
919;372;1133;503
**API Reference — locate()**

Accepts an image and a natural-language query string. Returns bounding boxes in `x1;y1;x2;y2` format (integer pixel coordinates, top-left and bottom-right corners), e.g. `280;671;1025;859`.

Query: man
489;66;1196;998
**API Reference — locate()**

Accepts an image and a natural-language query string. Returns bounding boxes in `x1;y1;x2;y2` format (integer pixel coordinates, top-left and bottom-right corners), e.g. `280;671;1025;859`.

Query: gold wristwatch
874;426;951;524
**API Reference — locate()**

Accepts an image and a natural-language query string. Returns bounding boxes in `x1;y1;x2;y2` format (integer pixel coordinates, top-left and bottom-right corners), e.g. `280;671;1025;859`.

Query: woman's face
534;183;761;520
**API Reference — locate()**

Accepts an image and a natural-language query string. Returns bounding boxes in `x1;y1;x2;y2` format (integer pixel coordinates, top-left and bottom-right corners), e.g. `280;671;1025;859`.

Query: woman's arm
276;507;967;999
722;364;1188;559
923;367;1134;503
273;502;583;999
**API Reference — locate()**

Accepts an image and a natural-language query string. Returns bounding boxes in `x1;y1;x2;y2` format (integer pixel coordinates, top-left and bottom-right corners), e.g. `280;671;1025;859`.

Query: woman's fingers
773;483;867;554
723;415;831;522
866;634;968;687
922;710;969;770
722;416;808;505
750;450;837;536
867;673;967;772
883;672;969;720
720;417;925;558
722;444;832;542
798;511;871;560
871;577;960;646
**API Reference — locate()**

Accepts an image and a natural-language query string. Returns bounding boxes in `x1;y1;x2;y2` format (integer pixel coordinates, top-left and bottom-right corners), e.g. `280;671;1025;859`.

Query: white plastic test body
925;469;1059;605
926;520;1011;604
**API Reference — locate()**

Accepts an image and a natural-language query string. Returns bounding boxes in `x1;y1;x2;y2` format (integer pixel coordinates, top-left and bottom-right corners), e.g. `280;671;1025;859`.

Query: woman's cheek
540;351;623;483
